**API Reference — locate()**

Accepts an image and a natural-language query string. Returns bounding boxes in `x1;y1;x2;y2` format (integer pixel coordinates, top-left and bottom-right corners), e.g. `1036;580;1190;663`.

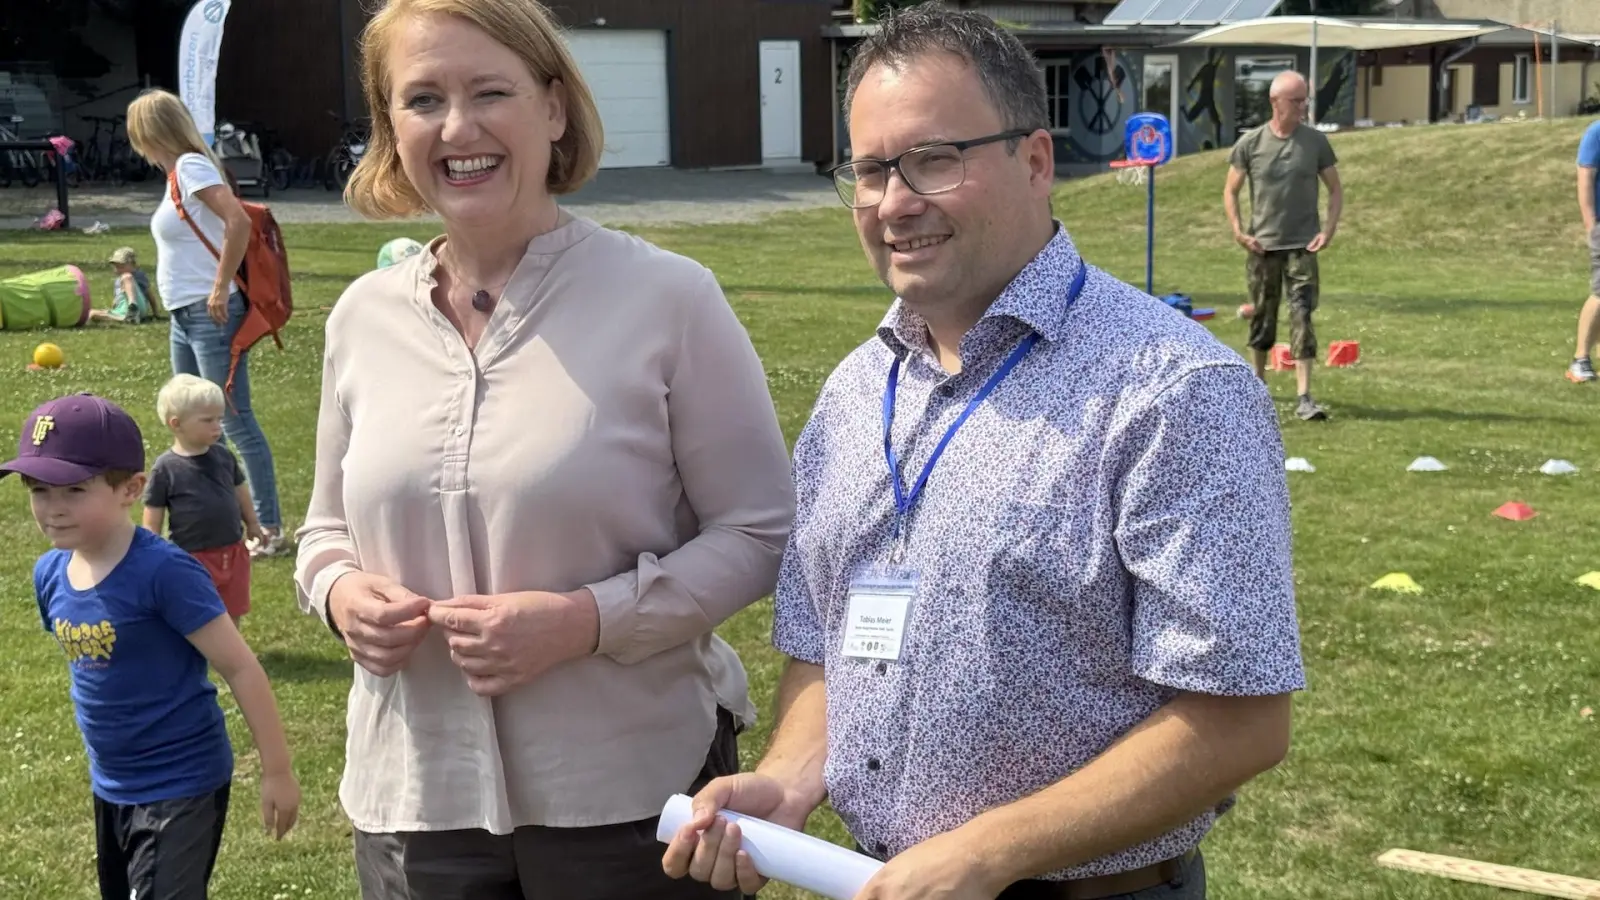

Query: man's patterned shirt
772;226;1305;879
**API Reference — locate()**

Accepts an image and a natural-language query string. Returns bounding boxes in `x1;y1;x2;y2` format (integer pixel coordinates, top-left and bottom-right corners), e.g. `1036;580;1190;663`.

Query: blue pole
1145;165;1155;295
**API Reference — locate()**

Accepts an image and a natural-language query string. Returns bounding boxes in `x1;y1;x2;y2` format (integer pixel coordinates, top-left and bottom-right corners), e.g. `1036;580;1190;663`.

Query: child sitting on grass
143;374;264;628
0;392;299;899
88;246;156;324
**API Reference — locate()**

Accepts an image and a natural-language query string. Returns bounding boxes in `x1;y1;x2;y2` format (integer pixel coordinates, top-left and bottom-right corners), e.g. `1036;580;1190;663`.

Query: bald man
1225;70;1342;421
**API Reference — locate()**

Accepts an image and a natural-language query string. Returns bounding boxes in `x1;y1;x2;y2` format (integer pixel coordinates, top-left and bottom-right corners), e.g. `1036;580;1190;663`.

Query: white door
563;30;671;168
1142;54;1180;126
759;40;802;162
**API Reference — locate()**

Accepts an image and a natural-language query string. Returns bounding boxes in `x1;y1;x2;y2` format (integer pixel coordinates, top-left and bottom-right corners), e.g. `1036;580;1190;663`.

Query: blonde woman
125;89;288;558
292;0;795;896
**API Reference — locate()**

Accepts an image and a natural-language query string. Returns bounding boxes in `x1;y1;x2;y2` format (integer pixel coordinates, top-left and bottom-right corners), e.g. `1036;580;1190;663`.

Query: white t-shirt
150;152;229;311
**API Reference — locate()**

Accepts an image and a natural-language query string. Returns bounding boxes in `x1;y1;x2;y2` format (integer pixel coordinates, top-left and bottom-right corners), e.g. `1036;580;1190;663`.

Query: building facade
827;2;1600;177
828;23;1340;175
1354;30;1600;124
212;0;840;170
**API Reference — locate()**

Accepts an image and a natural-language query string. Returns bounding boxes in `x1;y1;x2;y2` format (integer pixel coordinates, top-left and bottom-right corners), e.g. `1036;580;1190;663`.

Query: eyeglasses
829;129;1034;209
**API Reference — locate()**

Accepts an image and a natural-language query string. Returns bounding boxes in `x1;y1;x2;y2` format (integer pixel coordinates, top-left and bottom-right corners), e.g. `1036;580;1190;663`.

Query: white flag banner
177;0;233;146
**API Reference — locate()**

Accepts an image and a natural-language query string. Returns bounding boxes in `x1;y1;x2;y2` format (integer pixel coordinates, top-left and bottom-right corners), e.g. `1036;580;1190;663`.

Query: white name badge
840;577;916;661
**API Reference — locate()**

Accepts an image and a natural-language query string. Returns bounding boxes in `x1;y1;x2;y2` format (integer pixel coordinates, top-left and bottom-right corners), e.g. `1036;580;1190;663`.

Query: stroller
213;120;268;197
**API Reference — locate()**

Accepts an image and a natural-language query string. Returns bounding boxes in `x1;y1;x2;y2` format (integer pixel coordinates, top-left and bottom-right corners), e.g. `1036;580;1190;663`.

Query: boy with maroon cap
1;392;300;900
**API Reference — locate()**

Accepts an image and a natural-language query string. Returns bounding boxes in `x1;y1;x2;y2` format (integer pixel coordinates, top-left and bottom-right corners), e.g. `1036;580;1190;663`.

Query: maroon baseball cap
0;393;145;486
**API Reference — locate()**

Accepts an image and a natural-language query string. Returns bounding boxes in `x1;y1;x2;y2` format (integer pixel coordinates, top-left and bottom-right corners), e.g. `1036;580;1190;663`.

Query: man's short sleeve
1227;130;1253;173
1316;132;1337;171
770;416;829;666
1114;364;1305;697
1578;122;1600;169
152;553;228;636
771;540;824;665
143;458;170;508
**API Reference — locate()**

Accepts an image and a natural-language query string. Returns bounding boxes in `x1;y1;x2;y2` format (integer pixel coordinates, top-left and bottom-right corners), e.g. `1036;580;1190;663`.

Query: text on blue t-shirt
32;527;233;805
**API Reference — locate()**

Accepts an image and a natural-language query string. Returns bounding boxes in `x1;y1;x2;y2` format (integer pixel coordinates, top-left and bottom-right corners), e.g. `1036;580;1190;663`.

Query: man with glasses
1225;70;1342;421
663;5;1302;899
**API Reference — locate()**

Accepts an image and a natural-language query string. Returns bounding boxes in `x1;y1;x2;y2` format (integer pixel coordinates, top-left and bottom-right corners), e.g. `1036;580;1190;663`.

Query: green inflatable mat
0;265;91;330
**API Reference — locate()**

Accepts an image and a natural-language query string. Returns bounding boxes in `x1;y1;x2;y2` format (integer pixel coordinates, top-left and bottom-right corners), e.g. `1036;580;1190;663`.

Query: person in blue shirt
1570;119;1600;383
1;392;300;900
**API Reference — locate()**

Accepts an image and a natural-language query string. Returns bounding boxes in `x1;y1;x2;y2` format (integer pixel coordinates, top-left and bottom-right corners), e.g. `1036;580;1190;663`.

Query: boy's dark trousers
95;782;231;899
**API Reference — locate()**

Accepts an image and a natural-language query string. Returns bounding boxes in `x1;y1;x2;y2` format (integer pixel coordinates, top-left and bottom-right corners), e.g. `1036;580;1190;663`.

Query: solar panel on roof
1178;0;1246;24
1140;0;1203;25
1104;0;1282;25
1220;0;1285;22
1102;0;1167;25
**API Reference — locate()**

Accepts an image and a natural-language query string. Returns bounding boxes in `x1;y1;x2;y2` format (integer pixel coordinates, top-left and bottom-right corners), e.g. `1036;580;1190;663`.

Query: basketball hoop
1113;112;1174;295
1109;159;1149;186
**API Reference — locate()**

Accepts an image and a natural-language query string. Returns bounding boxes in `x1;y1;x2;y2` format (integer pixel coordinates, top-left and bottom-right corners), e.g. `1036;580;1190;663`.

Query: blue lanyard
881;264;1087;557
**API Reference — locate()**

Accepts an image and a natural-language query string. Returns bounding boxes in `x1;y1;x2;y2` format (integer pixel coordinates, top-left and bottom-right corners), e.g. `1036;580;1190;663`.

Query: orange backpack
169;171;292;395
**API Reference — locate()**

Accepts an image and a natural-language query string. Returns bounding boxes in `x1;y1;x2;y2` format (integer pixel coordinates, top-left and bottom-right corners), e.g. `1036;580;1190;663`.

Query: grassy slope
0;117;1595;898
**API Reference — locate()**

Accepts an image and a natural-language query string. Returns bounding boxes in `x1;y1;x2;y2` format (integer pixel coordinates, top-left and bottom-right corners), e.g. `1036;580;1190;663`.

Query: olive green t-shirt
1229;123;1337;251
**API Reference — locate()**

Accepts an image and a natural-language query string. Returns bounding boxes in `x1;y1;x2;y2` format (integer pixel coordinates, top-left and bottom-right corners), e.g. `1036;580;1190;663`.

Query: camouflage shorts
1246;248;1320;360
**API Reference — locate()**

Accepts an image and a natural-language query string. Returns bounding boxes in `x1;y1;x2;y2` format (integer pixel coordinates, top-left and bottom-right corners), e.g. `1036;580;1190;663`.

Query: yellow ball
33;342;64;368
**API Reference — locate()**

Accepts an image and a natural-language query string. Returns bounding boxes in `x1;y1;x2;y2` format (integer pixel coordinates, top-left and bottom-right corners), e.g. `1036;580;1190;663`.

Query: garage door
563;30;671;169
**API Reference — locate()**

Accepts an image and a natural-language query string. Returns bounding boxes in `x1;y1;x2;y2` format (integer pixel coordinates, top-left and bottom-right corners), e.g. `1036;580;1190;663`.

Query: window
1235;55;1297;134
1042;61;1071;132
1513;53;1531;104
1143;55;1177;122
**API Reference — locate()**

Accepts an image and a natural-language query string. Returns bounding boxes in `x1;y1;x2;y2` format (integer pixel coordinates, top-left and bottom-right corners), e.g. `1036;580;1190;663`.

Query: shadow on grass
256;649;353;683
1335;404;1580;425
1380;297;1577;315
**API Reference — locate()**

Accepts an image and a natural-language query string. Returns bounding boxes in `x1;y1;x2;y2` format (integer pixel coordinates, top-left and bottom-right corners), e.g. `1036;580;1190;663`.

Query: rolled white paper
656;793;884;900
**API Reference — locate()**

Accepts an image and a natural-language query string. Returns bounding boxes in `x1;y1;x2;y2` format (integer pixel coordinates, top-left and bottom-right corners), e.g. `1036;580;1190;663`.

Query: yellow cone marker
1371;573;1422;594
1577;572;1600;591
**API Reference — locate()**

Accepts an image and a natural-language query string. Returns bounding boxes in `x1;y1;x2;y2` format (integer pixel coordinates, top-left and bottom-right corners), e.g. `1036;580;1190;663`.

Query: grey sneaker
1296;396;1329;421
1568;358;1596;383
248;530;293;559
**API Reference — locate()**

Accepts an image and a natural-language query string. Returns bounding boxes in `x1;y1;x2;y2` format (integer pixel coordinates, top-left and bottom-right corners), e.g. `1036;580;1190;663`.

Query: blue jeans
169;293;281;529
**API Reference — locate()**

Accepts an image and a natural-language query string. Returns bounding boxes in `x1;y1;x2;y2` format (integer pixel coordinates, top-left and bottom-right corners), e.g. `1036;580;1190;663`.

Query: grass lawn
1;117;1597;899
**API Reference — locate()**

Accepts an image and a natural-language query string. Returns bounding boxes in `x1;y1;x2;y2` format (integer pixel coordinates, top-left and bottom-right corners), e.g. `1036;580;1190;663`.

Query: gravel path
0;168;841;231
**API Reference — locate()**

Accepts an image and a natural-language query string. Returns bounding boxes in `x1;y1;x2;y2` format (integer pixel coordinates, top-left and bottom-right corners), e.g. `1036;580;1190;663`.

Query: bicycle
323;110;370;191
75;114;135;186
291;153;325;190
0;115;45;188
251;124;296;192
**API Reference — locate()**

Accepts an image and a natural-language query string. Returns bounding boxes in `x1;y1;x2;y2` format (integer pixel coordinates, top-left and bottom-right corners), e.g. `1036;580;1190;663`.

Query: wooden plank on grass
1377;849;1600;900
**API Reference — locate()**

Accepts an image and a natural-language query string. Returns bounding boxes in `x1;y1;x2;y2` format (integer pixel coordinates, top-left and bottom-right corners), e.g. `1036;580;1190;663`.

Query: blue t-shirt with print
1579;120;1600;216
33;527;233;805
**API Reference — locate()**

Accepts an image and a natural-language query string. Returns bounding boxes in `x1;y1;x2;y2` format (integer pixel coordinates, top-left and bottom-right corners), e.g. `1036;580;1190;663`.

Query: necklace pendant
470;290;494;313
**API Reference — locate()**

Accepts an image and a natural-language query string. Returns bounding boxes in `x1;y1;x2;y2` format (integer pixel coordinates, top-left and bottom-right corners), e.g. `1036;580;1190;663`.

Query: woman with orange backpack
126;88;289;558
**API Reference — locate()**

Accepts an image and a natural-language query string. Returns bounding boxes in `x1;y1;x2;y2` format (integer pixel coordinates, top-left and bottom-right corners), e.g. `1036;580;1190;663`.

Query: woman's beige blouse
294;215;795;833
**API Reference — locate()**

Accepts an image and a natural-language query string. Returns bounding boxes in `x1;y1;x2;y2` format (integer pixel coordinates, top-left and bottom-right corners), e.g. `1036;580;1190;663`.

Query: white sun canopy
1177;16;1506;50
1178;16;1507;124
